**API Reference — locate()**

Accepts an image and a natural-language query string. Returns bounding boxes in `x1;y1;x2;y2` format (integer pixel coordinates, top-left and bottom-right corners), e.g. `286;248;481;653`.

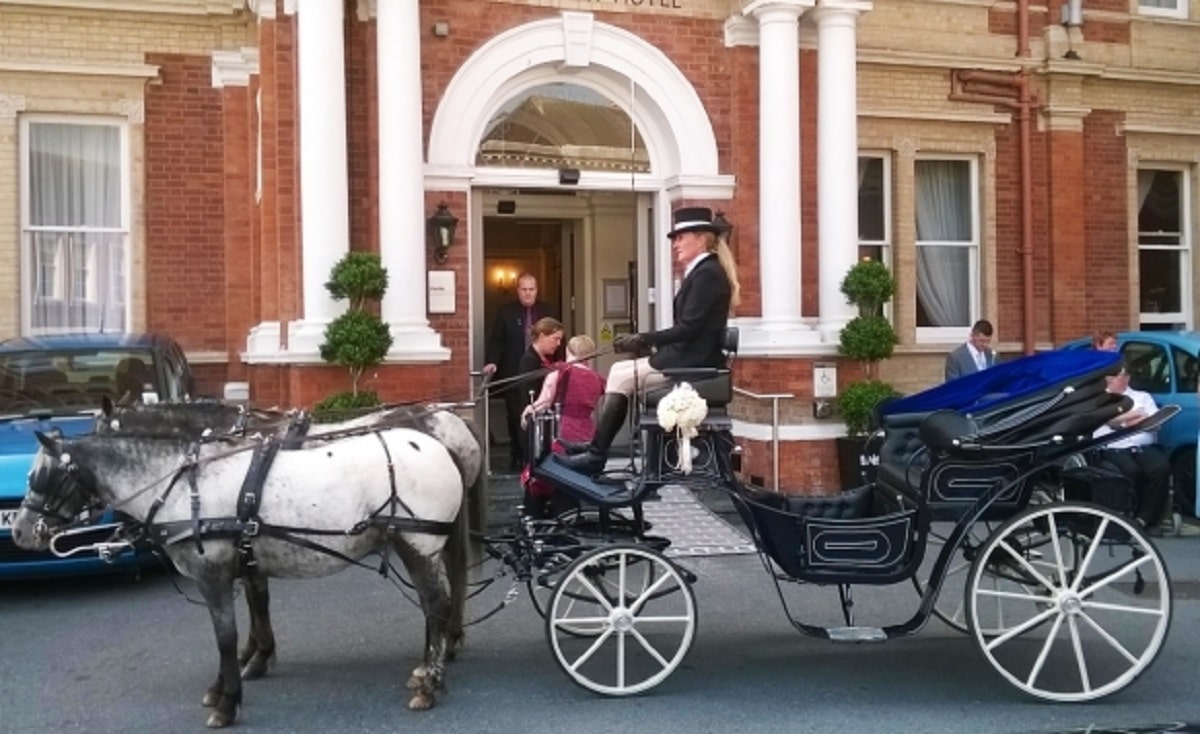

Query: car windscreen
0;348;157;415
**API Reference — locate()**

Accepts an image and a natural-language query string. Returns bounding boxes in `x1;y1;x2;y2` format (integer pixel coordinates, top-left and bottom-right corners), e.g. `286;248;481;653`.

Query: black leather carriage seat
642;326;739;417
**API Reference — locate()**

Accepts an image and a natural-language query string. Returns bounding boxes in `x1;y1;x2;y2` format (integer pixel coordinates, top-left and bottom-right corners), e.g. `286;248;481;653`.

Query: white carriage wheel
546;544;696;696
919;518;1065;636
967;502;1171;702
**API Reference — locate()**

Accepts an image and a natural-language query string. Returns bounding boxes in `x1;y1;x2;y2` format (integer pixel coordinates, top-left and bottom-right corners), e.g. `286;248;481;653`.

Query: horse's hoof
407;693;436;711
205;706;238;728
405;674;422;691
202;691;220;708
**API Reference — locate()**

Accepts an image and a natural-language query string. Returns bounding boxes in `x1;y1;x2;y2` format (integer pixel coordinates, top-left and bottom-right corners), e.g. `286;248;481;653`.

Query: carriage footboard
532;455;651;508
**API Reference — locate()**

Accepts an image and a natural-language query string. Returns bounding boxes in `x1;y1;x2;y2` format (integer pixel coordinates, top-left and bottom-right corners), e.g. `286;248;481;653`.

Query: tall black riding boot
556;394;629;474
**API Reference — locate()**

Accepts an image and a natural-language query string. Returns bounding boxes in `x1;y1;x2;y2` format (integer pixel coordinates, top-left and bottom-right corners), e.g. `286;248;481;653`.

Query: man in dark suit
559;206;740;474
944;319;996;381
483;273;556;470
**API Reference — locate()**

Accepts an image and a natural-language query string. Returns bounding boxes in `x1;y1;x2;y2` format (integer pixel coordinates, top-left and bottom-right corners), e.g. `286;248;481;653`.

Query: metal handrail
469;370;494;476
733;386;795;492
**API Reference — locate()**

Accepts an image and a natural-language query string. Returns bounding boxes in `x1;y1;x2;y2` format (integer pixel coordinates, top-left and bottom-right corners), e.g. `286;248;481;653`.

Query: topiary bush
837;259;900;435
318;252;393;413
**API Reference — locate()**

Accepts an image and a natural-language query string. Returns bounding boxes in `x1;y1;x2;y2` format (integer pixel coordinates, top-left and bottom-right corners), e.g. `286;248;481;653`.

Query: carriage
483;338;1175;702
9;340;1176;726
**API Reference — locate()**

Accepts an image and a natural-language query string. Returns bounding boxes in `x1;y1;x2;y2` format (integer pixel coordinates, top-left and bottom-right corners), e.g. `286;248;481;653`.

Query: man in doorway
483;273;557;471
944;319;996;381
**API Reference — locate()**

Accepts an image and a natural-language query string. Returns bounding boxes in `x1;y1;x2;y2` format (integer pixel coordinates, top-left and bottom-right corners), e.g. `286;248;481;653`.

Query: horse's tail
446;463;477;655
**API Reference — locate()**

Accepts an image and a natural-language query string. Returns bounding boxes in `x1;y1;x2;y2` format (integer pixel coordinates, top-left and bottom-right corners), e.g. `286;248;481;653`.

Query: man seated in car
1093;365;1171;531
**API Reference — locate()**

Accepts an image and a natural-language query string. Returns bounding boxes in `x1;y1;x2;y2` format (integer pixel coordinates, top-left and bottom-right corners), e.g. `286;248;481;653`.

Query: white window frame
1136;164;1193;329
914;154;981;344
857;152;892;270
1137;0;1189;20
19;114;132;335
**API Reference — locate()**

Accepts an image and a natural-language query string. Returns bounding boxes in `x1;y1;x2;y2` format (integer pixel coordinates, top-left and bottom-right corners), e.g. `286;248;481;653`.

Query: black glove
613;333;649;355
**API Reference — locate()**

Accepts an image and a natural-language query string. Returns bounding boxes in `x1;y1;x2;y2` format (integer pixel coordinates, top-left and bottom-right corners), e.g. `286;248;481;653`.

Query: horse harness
138;414;456;575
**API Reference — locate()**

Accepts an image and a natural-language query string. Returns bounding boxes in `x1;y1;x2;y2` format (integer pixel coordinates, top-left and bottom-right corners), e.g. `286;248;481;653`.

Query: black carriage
484;340;1175;702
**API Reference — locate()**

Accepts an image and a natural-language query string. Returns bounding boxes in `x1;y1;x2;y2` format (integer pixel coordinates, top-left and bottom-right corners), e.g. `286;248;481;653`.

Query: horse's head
10;431;101;551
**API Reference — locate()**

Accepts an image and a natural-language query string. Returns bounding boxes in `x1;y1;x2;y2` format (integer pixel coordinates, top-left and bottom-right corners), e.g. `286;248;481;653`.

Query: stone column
746;0;812;341
814;0;871;341
288;0;350;356
377;0;448;359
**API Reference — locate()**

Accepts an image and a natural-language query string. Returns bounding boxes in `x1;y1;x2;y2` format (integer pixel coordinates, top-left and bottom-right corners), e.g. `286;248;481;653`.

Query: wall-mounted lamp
713;210;733;242
1060;0;1083;59
427;202;458;265
1060;0;1083;27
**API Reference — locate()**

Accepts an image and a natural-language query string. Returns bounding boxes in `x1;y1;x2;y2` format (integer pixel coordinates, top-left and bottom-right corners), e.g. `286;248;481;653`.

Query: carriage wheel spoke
997;539;1056;593
630;569;674;615
574;573;616;614
1067;615;1092;693
985;606;1058;650
1080;599;1165;617
629;627;671;669
1069;516;1109;592
553;614;609;630
1023;611;1066;688
568;628;615;671
976;587;1051;604
1079;554;1153;598
1078;611;1141;665
616;630;626;689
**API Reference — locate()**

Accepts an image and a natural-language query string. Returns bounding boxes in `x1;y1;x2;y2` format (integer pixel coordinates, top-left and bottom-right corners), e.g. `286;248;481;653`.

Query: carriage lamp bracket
428;202;459;265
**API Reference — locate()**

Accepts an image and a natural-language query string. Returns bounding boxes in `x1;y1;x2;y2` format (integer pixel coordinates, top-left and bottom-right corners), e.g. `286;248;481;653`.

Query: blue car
0;332;194;578
1061;331;1199;516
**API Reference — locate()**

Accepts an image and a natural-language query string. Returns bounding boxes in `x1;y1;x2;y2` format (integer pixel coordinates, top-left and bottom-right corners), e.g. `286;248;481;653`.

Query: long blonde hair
704;233;741;309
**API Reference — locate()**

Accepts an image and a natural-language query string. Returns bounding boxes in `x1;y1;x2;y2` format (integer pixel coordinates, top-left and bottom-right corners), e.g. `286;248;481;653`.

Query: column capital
812;0;872;17
211;47;260;88
743;0;814;22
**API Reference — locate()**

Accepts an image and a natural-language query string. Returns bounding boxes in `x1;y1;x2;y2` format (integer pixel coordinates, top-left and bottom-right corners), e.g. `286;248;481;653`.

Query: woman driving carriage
558;206;741;474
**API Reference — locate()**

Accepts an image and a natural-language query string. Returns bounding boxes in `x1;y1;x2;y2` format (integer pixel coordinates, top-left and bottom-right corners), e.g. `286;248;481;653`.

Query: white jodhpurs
605;357;669;396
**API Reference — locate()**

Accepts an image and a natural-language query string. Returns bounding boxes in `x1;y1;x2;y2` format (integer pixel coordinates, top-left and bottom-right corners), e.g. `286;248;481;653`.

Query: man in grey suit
944;319;996;381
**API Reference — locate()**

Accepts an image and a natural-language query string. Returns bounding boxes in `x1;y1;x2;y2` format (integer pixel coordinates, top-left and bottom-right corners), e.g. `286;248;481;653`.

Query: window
1121;340;1171;395
477;82;648;173
858;154;891;266
1138;0;1188;20
1137;168;1191;330
914;157;979;341
21;117;129;333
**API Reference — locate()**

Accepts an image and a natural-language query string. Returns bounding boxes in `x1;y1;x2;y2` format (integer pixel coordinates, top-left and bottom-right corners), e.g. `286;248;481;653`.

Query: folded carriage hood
0;415;96;501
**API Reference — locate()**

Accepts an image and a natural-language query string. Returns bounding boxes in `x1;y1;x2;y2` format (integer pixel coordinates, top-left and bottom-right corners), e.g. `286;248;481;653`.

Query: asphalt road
4;529;1200;734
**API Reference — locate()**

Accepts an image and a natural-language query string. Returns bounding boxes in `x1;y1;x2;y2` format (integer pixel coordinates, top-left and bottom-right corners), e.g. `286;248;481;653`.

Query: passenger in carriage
520;334;603;517
558;206;741;474
520;334;605;446
1092;365;1172;530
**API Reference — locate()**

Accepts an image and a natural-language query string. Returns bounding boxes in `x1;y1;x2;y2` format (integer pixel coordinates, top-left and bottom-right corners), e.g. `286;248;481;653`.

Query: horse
12;403;481;728
89;398;483;683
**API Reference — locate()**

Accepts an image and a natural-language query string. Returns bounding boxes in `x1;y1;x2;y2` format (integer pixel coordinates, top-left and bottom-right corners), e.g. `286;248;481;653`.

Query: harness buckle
244;519;260;537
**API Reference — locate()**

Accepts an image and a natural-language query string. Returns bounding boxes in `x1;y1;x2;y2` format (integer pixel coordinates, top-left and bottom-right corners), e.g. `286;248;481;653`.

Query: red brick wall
143;53;226;352
1046;128;1088;343
800;49;819;318
1083;110;1131;328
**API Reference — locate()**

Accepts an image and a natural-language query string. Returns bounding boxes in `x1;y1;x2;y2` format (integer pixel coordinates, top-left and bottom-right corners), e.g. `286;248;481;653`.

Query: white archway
426;14;727;192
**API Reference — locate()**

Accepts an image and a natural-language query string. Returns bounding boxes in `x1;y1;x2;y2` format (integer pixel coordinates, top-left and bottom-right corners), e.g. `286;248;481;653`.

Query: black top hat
666;206;721;239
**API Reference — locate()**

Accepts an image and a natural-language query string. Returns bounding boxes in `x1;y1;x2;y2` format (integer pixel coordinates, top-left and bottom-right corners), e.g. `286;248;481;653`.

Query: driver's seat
638;327;739;485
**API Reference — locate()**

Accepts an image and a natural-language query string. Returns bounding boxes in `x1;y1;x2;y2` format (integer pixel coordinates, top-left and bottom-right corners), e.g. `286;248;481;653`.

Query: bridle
21;455;103;540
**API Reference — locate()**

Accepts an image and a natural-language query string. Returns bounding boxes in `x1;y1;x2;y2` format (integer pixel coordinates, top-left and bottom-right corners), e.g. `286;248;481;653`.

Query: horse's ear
101;395;115;416
34;431;62;457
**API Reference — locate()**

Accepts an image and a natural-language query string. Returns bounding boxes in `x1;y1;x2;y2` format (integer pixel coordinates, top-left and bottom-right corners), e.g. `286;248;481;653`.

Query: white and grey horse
12;401;481;728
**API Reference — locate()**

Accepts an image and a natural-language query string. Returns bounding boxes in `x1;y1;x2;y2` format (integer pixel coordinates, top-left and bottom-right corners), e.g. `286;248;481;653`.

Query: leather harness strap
141;418;454;575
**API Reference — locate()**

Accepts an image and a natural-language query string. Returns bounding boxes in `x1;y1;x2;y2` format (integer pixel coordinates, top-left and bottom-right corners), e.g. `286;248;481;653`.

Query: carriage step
827;626;887;643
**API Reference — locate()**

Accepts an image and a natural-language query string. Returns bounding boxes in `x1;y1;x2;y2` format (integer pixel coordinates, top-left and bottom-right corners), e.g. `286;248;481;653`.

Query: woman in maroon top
522;334;605;445
520;333;602;518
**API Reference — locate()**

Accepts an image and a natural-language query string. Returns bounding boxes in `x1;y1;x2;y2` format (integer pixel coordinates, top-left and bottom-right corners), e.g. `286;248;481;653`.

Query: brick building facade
1;0;1196;492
